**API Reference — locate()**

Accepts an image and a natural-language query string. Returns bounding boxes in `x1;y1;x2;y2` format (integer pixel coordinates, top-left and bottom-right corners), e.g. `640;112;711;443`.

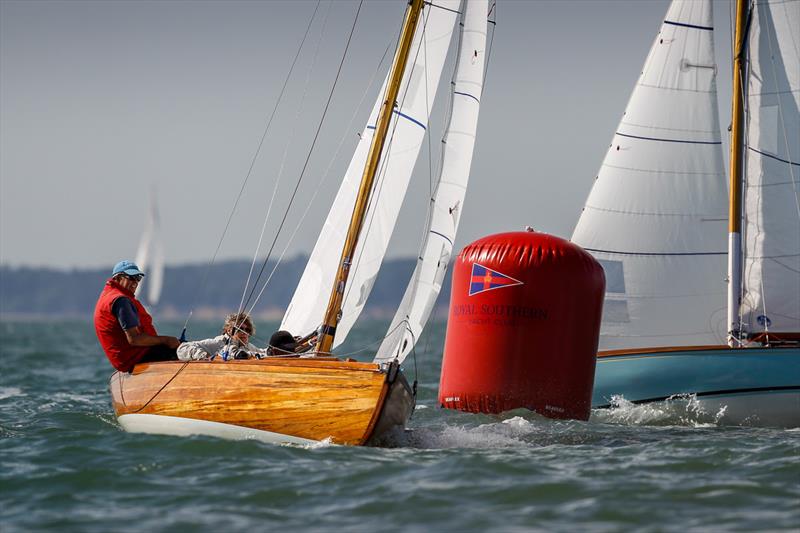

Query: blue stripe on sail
664;20;714;31
616;132;722;145
748;146;800;167
396;110;426;129
585;247;726;257
429;230;454;246
366;110;427;132
454;91;480;104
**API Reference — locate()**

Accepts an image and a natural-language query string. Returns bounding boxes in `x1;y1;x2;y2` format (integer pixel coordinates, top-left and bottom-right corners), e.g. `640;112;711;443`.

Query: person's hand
165;336;181;349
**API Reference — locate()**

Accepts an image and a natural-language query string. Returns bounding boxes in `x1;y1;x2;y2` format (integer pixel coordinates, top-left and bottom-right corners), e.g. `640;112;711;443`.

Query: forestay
571;0;728;350
282;1;459;345
376;0;488;364
740;0;800;335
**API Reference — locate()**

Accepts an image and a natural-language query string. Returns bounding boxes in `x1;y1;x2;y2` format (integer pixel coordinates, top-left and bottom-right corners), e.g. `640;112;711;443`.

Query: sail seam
583;204;727;218
745;253;800;260
619;120;721;135
601;163;724;176
584;247;726;257
636;82;716;95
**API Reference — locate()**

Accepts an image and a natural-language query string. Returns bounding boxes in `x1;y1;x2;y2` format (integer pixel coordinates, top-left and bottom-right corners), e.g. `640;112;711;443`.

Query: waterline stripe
594;385;800;409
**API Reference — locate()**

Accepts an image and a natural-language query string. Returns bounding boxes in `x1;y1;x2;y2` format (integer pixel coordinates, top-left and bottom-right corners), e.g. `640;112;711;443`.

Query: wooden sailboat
110;0;490;445
573;0;799;426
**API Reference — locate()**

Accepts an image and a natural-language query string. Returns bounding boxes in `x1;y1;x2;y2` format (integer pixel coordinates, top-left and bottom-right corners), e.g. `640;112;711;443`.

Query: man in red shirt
94;260;181;372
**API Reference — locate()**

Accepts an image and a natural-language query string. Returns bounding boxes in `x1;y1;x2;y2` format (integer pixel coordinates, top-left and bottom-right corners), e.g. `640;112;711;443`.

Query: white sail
571;0;728;350
282;1;459;345
740;0;800;335
135;188;165;307
375;0;488;364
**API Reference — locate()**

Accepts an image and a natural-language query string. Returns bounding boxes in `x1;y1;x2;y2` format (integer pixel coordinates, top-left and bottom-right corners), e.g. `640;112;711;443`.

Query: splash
0;387;24;400
303;436;335;449
592;394;729;427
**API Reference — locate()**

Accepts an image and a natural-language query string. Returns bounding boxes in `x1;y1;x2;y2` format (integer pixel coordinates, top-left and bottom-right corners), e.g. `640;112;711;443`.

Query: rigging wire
376;0;467;363
239;0;366;314
484;1;497;89
182;1;322;332
238;0;332;314
338;2;436;329
242;42;395;316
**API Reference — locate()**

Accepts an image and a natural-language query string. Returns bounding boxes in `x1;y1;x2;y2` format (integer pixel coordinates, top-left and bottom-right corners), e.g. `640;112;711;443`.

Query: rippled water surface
1;320;798;532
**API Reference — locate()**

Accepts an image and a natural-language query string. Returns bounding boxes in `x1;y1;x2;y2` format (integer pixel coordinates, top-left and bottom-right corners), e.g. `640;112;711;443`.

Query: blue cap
112;260;145;277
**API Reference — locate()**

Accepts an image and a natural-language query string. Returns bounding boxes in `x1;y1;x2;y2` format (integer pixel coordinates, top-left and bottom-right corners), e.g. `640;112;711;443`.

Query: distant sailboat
573;0;799;426
110;0;490;445
134;187;164;308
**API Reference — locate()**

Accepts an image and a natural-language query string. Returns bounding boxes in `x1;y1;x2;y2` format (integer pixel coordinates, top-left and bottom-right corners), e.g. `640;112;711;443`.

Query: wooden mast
727;0;749;347
315;0;425;354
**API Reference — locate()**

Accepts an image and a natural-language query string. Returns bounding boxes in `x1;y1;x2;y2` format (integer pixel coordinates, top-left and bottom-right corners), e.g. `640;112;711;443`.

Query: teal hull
592;346;800;427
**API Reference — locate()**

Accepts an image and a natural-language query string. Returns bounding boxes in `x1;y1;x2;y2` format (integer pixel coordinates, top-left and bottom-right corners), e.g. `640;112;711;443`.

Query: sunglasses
125;274;144;282
231;325;252;336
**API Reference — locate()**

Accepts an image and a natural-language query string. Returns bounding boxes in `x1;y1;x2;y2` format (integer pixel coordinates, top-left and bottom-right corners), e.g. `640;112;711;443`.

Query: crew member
94;260;180;372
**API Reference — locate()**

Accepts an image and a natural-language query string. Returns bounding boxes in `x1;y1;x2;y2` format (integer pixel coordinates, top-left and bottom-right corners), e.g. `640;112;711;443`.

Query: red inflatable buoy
438;230;605;420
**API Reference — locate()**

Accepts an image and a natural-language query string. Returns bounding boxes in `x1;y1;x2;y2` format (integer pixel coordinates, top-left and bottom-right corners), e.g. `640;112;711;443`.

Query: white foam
591;394;729;427
0;387;24;400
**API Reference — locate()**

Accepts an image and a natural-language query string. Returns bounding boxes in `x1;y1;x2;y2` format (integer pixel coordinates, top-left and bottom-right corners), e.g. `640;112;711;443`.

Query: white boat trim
117;414;319;445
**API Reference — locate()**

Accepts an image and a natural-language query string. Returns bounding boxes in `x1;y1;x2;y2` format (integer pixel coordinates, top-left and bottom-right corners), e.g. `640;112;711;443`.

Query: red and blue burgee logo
469;263;523;296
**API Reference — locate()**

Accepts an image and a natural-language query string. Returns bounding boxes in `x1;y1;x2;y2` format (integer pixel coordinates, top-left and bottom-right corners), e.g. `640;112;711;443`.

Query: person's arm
113;297;180;349
124;327;181;349
177;335;226;361
245;341;270;358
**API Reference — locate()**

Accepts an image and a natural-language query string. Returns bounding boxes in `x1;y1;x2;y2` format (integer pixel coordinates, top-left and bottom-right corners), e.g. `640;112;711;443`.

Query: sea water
1;320;798;532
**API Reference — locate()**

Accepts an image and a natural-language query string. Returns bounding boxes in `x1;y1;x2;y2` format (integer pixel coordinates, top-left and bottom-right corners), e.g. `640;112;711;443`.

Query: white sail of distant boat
571;0;728;350
376;0;488;363
134;188;165;307
282;0;461;347
738;0;800;337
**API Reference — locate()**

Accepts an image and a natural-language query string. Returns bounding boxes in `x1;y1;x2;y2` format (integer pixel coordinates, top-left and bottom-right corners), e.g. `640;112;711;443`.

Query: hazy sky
0;0;735;270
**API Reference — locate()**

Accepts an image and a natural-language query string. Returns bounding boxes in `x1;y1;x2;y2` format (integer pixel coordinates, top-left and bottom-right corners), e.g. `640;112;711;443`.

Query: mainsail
571;0;728;350
376;0;488;363
282;0;460;345
739;0;800;336
134;188;165;307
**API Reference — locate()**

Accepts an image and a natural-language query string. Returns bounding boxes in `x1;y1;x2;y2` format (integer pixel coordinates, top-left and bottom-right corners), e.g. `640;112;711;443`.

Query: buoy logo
469;263;523;296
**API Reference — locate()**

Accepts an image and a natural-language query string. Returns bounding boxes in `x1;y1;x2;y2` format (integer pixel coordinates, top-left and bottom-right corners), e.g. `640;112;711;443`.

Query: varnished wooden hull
110;358;414;445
